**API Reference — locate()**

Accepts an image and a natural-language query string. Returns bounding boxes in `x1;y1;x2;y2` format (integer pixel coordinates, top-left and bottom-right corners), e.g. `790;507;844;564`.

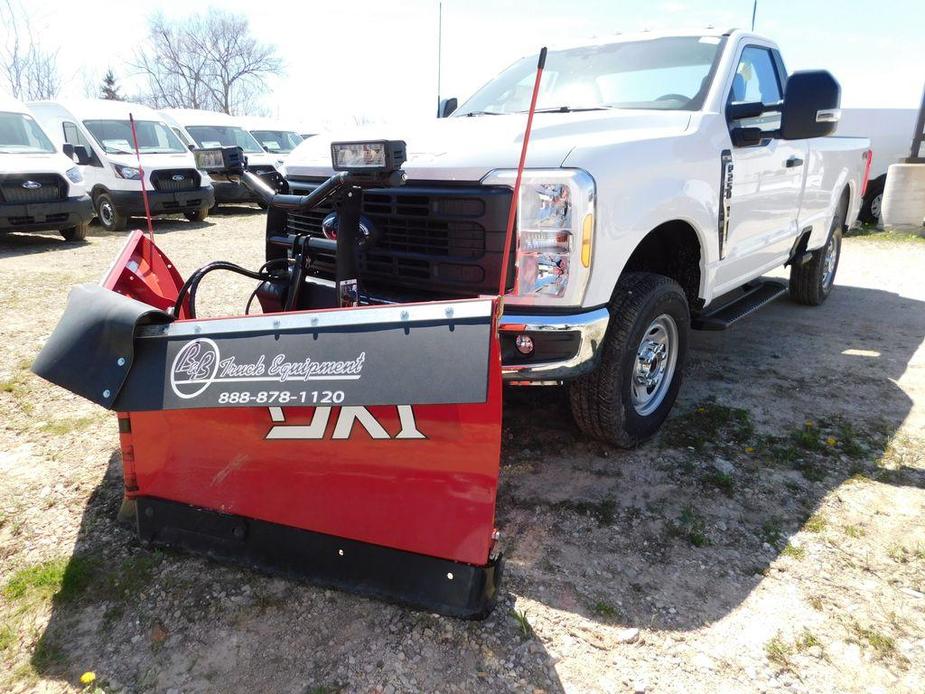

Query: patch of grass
761;519;784;547
795;629;822;652
804;513;827;533
669;506;709;547
794;421;823;451
765;634;793;668
512;608;533;638
591;600;620;620
781;543;806;560
704;470;734;497
808;595;824;610
844;225;925;243
0;622;15;652
38;415;98;435
850;621;896;658
887;543;925;564
2;557;94;603
662;401;754;451
842;524;866;539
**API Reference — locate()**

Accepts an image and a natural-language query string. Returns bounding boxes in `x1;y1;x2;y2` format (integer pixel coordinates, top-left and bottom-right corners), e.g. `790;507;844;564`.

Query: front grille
281;179;513;296
0;174;67;204
150;169;199;193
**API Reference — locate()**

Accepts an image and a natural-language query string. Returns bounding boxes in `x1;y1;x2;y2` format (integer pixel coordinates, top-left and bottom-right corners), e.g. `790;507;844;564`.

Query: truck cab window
62;120;101;165
728;46;783;131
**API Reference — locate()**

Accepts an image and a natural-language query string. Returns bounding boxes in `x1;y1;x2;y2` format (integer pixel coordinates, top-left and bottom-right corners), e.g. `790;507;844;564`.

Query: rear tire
569;272;690;448
858;178;884;225
185;207;209;223
95;192;127;232
60;222;89;242
789;195;846;306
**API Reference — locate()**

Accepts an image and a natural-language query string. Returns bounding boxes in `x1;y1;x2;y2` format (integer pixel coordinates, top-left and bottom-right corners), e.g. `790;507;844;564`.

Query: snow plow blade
33;231;504;618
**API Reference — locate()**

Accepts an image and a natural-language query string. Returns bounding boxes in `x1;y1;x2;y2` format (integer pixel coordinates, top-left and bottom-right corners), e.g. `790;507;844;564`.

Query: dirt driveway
1;212;923;693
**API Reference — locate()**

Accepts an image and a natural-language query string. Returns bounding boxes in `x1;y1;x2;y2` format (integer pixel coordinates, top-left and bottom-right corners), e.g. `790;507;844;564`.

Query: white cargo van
236;115;304;164
837;108;919;223
0;94;94;241
159;108;280;207
28;100;214;231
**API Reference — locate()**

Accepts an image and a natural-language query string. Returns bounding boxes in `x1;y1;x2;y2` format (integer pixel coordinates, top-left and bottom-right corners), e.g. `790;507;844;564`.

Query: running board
692;280;788;331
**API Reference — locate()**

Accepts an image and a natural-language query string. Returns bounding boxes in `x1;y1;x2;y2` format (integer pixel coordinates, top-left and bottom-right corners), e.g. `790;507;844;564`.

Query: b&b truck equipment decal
718;149;734;259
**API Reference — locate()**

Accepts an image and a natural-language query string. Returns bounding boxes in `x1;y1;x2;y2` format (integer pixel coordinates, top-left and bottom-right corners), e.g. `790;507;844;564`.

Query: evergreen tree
100;69;121;100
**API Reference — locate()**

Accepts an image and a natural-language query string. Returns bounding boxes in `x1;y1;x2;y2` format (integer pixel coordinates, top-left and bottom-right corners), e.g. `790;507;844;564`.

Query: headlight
113;164;141;180
65;166;83;184
481;168;595;306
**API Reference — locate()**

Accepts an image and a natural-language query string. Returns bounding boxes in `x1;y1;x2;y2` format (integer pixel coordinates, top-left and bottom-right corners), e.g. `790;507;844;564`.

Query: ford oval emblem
171;174;186;181
22;180;42;189
321;212;373;243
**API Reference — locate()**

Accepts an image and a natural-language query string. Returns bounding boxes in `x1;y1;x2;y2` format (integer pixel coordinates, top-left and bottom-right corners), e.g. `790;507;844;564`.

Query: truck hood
285;110;692;181
106;151;198;171
0;151;77;175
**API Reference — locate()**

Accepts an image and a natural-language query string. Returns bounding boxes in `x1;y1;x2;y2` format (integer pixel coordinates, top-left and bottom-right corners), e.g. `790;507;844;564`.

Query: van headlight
481;168;595;306
65;167;83;184
112;164;141;180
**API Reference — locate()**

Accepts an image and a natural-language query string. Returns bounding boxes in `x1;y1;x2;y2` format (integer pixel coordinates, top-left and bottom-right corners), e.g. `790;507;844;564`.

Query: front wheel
60;222;89;242
569;272;690;448
95;192;127;232
185;207;209;223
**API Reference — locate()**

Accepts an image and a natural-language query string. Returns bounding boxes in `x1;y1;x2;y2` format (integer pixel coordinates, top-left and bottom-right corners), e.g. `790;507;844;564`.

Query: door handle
785;156;804;168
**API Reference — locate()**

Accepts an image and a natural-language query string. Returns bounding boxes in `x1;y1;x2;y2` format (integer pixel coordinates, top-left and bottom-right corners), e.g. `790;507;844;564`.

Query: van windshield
249;130;304;153
455;36;723;115
83;119;187;154
0;112;57;154
185;125;263;154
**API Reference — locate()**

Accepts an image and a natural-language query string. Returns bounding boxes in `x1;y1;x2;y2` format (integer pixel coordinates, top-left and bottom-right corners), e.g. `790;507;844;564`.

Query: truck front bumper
110;187;214;216
499;306;610;382
0;195;94;233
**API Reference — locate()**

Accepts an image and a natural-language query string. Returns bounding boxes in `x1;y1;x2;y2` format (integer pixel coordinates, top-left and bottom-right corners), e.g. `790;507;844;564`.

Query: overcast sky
19;0;925;128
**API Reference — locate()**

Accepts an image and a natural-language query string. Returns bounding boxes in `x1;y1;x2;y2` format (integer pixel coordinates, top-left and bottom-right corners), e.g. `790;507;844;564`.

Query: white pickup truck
279;29;871;446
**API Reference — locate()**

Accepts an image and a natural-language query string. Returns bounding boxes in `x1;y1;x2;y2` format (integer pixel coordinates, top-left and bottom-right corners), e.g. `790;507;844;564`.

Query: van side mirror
188;144;196;152
780;70;841;140
63;143;93;165
438;97;457;118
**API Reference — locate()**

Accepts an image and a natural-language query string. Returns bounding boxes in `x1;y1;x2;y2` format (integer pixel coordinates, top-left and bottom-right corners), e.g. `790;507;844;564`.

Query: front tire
570;272;690;448
789;196;846;306
60;222;89;242
185;207;209;223
95;192;127;232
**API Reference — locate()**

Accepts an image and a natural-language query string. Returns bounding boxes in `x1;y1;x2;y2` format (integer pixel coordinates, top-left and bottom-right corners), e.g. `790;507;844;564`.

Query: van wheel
95;193;127;232
60;222;90;242
569;272;690;448
185;207;209;223
790;197;846;306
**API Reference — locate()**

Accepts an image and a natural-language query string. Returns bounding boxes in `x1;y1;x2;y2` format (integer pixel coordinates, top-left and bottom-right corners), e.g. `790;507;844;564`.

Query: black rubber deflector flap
31;284;173;409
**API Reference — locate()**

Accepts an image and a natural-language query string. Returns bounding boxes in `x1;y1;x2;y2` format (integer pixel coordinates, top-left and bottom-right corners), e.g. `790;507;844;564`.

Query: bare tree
0;0;61;100
133;9;281;115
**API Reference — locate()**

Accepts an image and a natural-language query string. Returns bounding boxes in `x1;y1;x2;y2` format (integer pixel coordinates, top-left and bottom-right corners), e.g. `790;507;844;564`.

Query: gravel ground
0;211;923;693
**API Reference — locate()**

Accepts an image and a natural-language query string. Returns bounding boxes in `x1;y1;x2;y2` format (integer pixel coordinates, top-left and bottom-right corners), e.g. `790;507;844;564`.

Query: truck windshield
186;125;264;154
249;130;303;153
83;120;187;155
455;36;723;115
0;112;57;154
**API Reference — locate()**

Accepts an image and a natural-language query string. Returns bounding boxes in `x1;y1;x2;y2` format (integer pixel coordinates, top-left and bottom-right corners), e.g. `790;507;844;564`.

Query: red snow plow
32;141;504;618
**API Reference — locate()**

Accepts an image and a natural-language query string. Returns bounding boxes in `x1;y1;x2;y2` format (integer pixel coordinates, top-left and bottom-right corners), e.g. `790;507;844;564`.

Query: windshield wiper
523;106;613;114
463;110;506;117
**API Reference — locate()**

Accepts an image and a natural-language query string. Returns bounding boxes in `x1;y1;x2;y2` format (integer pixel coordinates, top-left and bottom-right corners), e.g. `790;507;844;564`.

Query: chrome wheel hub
870;193;882;220
631;314;679;416
821;233;838;289
100;201;114;226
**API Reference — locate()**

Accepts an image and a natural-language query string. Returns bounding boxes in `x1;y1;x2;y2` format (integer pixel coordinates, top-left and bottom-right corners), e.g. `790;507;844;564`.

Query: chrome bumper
499;307;610;382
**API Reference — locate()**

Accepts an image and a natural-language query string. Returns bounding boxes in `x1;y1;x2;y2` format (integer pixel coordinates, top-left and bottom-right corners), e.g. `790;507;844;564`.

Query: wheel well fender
618;220;705;310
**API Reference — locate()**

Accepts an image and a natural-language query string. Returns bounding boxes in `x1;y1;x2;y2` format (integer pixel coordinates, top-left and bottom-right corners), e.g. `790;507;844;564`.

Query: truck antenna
436;1;443;117
498;46;547;298
751;0;758;30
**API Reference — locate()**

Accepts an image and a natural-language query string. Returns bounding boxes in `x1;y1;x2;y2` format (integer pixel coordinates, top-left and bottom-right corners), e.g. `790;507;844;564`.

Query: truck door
63;120;105;191
714;45;807;294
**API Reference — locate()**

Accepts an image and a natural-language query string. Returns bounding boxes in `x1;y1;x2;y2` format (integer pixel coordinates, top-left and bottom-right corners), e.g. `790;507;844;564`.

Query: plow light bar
194;146;245;174
331;140;406;173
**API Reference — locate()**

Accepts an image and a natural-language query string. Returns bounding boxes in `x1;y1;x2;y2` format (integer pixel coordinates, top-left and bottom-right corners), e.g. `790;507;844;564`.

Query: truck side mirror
780;70;841;140
63;143;93;165
438;97;457;118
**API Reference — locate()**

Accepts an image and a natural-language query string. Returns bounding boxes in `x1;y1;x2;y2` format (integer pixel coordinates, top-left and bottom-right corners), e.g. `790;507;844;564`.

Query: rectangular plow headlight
331;140;407;173
194;146;245;174
481;168;596;306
